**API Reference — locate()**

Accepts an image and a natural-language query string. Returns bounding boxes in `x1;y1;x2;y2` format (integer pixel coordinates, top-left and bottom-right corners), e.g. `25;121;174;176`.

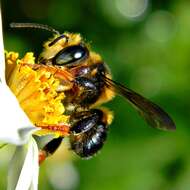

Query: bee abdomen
70;109;103;134
70;122;108;158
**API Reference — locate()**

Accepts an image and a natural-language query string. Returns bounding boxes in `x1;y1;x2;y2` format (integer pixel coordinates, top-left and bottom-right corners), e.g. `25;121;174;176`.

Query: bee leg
70;109;109;158
39;137;63;164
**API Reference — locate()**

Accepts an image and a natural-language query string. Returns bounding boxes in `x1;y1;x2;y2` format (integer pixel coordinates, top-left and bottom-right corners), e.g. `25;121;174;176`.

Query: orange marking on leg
36;124;70;136
39;150;47;165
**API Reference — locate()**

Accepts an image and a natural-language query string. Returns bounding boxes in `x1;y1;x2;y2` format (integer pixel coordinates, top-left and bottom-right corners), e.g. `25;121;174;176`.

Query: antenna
10;22;60;35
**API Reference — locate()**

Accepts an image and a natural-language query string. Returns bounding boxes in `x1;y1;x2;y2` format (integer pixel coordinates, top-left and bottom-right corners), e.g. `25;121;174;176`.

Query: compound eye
53;45;89;66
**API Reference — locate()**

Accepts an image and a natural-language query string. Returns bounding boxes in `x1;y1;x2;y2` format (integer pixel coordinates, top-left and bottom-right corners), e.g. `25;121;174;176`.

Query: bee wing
103;76;176;131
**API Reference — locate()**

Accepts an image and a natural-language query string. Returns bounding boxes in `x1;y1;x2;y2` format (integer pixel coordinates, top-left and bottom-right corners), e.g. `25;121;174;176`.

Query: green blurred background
2;0;190;189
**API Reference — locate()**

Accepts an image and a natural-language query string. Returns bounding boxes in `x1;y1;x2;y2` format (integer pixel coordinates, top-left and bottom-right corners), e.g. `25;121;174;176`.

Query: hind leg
39;137;63;164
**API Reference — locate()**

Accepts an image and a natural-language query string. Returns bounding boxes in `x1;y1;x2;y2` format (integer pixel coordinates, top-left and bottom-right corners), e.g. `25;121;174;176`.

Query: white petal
7;138;39;190
0;6;36;145
0;83;37;145
0;6;5;83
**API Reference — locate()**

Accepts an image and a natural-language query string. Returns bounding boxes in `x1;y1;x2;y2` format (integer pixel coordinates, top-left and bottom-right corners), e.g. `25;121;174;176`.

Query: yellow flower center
5;51;70;137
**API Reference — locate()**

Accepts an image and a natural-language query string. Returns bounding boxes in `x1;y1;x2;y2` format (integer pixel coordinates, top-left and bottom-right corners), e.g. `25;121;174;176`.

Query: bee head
10;22;90;67
40;32;90;67
10;22;109;74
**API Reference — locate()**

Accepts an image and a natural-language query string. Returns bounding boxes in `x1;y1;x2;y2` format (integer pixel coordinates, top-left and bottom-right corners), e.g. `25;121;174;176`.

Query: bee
10;23;176;161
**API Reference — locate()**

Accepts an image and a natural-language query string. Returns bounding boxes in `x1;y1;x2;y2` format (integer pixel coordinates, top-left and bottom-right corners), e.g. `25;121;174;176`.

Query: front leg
37;123;70;164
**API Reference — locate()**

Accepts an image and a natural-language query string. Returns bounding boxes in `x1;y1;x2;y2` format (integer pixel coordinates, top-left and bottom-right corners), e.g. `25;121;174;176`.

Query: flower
0;8;70;190
1;31;72;190
2;51;71;190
